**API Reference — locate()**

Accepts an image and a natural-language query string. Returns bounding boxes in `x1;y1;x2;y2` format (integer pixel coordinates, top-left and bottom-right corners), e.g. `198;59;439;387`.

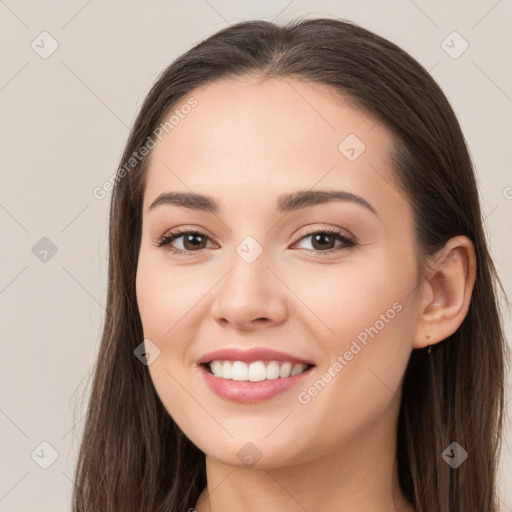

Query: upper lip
197;347;315;366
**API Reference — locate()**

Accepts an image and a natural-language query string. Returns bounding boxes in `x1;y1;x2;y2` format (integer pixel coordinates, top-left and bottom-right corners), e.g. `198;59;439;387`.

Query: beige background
0;1;510;510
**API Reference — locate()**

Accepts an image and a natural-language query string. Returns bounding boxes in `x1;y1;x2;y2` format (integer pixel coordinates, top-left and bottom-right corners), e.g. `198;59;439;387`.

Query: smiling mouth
201;360;315;381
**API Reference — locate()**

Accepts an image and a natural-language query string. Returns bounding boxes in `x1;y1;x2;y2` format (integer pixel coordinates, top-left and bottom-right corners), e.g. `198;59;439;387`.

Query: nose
210;250;288;331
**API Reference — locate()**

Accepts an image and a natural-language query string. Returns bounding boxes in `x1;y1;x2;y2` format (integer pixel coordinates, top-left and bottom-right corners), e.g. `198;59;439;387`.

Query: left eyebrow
276;190;378;216
147;189;378;217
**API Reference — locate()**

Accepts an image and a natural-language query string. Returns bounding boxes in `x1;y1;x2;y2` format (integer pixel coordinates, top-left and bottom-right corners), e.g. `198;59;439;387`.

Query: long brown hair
72;17;509;512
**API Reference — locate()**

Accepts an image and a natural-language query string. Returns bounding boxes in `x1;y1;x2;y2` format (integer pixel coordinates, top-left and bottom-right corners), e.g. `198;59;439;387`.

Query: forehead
142;76;403;216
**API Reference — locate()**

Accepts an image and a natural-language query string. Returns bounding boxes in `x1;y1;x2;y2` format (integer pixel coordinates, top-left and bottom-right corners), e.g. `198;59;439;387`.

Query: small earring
427;345;432;354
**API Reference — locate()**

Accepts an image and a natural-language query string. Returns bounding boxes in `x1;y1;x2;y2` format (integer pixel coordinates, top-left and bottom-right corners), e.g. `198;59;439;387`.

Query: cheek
288;253;416;414
136;253;204;340
282;251;414;346
136;256;202;427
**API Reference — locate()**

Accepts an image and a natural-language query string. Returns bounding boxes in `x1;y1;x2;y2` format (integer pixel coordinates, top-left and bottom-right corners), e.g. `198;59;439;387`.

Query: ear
412;235;477;349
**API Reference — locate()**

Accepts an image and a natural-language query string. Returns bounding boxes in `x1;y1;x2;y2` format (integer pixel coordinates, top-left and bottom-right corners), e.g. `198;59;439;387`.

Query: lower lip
199;364;315;404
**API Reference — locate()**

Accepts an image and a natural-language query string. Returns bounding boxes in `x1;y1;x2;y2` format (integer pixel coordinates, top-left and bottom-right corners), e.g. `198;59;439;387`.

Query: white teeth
232;361;248;381
279;362;292;378
290;364;304;376
210;361;223;376
222;360;232;379
248;361;266;382
208;360;310;381
266;361;280;380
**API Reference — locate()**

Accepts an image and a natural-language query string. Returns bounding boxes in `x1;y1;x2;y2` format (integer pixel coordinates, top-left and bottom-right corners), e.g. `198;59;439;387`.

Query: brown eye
293;228;356;254
155;229;214;254
309;232;338;250
180;232;208;250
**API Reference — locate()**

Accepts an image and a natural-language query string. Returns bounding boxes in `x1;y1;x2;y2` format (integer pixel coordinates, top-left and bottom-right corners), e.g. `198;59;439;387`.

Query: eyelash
154;226;357;257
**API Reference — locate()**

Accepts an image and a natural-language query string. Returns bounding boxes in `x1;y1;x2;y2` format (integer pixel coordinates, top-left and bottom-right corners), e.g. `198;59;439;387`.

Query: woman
72;17;509;512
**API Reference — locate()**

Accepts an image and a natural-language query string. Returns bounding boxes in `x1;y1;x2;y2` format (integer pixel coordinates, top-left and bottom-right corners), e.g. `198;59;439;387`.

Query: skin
135;75;476;512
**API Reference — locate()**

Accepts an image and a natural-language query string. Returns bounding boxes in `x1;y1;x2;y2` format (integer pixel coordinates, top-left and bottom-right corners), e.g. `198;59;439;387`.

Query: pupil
312;233;333;250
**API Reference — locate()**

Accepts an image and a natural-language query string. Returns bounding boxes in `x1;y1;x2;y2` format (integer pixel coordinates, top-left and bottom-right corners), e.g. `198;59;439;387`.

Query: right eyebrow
148;192;219;214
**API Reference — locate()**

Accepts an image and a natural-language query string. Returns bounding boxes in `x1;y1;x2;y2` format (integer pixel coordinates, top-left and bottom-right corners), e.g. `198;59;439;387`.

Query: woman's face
136;76;422;468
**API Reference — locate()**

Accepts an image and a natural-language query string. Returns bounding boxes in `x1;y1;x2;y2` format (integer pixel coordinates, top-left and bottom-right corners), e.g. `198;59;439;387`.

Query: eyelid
158;225;214;241
293;224;355;242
